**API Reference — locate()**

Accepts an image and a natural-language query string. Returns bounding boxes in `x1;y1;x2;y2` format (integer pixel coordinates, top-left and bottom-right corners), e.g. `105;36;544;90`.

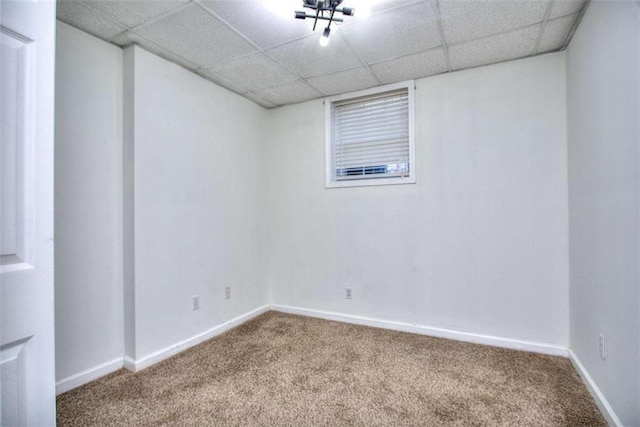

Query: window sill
325;175;416;189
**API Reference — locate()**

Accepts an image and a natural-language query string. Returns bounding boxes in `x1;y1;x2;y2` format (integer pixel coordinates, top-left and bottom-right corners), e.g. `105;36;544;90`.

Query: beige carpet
57;311;606;426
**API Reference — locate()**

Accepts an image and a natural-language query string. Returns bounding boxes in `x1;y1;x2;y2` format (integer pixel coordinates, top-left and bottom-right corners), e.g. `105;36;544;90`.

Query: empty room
1;0;639;425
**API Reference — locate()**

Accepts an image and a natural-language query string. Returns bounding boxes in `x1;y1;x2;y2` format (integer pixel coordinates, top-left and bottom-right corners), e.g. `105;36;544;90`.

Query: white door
1;0;56;425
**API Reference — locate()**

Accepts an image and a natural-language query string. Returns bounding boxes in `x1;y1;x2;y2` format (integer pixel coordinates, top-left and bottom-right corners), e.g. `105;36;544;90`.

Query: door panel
0;0;56;425
1;27;32;270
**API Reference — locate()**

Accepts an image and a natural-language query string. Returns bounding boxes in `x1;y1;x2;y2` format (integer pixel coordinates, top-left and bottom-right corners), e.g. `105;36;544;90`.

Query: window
325;81;415;188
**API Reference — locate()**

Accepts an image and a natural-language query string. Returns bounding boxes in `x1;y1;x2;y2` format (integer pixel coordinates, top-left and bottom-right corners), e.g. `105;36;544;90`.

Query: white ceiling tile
440;0;548;45
549;0;586;18
339;2;442;64
83;0;190;29
255;81;322;106
135;4;257;68
199;0;314;49
204;53;300;92
370;48;448;84
111;31;199;70
306;67;380;96
448;25;540;71
196;69;249;94
266;31;363;78
57;1;128;40
347;0;425;20
537;15;575;53
242;91;276;109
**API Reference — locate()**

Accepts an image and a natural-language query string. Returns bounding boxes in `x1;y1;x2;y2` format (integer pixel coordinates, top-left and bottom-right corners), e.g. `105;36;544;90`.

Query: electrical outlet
345;287;352;300
599;333;607;360
225;286;231;300
192;295;200;311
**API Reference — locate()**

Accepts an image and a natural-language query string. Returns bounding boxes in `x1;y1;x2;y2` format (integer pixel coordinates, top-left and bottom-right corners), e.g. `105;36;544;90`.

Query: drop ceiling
57;0;587;108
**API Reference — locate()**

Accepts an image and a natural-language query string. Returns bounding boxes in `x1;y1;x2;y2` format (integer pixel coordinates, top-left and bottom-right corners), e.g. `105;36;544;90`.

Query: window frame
324;80;416;189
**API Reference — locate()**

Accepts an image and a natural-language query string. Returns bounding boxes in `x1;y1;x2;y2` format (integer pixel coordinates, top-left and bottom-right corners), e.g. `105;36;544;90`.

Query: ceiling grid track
338;36;384;85
433;0;452;73
561;0;591;50
532;1;554;56
194;1;263;55
122;1;193;34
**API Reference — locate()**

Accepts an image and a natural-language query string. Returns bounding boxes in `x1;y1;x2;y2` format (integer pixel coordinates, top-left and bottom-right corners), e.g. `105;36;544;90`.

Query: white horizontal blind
333;88;410;181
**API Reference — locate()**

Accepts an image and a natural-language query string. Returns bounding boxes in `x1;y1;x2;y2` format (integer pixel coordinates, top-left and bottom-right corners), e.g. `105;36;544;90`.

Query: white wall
266;53;569;346
123;46;268;360
54;22;124;381
59;19;640;418
566;1;640;425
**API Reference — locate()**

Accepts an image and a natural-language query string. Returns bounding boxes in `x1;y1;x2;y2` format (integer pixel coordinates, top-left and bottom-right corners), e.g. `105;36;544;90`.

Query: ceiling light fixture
295;0;354;46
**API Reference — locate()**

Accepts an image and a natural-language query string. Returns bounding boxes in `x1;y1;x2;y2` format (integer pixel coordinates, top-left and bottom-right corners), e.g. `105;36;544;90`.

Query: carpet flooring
57;311;606;426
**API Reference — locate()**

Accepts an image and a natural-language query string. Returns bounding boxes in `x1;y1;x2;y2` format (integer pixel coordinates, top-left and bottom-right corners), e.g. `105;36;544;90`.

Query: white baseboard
56;304;622;426
57;305;270;393
270;304;568;357
123;356;136;372
125;304;270;372
568;350;622;427
55;304;575;398
56;357;123;395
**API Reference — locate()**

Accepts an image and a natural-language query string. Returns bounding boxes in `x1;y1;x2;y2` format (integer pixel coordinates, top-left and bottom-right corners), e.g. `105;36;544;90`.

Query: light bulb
319;27;331;46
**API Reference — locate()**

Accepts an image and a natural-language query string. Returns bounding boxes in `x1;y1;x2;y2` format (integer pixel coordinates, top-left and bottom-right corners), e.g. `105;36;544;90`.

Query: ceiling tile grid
370;47;449;84
134;3;258;67
242;91;277;109
201;52;301;92
255;81;323;106
195;68;249;94
439;0;549;45
58;0;128;40
306;67;381;96
82;0;190;29
197;0;314;50
549;0;587;19
448;24;541;71
56;0;588;108
264;30;364;79
537;14;579;53
338;2;443;65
